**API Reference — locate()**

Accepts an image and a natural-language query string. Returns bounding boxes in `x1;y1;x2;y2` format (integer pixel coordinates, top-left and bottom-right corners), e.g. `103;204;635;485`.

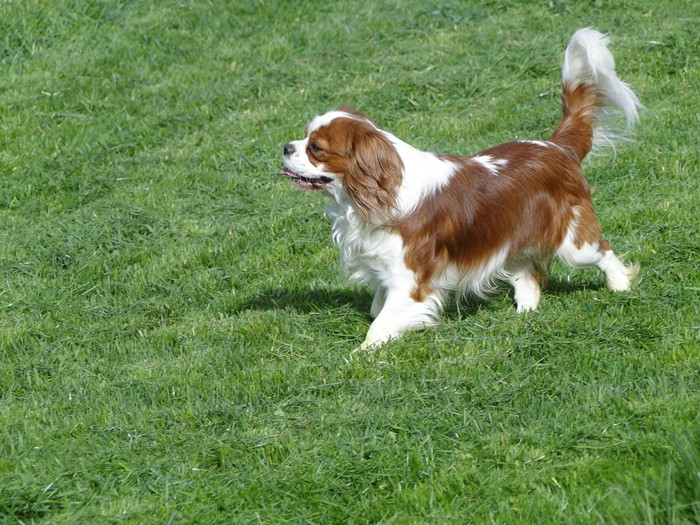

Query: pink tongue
280;168;297;177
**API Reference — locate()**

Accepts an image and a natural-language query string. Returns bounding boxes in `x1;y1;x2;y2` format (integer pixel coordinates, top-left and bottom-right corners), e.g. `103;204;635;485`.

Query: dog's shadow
235;287;373;315
234;278;604;318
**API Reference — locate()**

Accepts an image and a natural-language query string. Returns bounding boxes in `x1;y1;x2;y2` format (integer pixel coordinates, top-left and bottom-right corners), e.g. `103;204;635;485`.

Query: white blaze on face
308;110;366;133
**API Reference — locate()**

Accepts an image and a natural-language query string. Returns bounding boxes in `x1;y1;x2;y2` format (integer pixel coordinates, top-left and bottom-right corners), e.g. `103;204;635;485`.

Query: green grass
1;0;699;523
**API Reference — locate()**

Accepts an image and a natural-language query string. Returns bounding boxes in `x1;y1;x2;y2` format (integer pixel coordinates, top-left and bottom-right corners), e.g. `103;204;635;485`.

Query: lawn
1;0;699;523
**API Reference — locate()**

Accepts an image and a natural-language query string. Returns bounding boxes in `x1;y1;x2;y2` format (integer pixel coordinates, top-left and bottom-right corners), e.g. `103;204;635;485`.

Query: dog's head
282;106;403;220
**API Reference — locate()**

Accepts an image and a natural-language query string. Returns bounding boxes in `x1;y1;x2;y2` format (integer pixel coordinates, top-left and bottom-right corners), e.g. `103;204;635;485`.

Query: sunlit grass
1;0;698;523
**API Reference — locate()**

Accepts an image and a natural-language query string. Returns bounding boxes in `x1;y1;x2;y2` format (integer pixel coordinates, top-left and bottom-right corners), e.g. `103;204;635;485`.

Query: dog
281;28;641;349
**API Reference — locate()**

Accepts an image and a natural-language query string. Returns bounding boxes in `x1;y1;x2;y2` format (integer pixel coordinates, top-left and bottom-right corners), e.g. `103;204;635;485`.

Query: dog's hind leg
556;206;638;291
506;258;547;312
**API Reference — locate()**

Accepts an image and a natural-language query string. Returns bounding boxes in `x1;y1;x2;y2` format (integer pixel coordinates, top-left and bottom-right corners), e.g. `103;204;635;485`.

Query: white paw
516;302;539;313
606;262;640;292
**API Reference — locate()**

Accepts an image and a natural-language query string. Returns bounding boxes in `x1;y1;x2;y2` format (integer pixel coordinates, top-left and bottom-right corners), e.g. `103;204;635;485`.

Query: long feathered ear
343;125;403;222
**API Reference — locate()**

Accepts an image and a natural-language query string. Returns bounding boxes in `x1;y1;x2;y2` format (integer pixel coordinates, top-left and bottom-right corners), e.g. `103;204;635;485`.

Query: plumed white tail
562;28;642;149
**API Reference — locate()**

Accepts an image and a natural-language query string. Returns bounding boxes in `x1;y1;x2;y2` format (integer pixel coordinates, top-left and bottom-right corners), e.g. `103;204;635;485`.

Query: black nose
283;143;295;156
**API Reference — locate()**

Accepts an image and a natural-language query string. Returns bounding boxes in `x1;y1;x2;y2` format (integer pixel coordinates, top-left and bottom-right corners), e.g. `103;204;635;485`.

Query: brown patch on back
395;141;596;296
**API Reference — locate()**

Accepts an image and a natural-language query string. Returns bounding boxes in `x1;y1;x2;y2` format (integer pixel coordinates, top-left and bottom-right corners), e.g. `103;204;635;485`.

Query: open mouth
280;168;334;191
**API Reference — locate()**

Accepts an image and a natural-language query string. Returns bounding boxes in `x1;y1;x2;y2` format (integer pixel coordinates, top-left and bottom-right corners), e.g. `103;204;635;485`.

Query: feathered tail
550;28;642;162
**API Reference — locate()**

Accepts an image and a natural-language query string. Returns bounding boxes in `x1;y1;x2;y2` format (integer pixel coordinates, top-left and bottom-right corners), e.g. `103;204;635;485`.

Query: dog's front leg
360;287;442;349
369;286;387;319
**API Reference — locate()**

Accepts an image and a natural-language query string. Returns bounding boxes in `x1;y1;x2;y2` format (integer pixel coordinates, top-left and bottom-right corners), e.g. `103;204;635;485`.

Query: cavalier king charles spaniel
282;28;641;349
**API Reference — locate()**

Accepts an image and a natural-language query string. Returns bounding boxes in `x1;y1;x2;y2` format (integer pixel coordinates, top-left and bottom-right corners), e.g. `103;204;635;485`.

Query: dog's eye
308;143;322;153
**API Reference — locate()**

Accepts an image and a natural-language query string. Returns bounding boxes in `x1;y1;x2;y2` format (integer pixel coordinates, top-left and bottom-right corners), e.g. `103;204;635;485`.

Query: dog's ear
343;123;403;222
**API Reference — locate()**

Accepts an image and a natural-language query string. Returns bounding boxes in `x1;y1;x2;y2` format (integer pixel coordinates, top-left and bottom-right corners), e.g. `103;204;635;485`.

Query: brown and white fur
281;28;641;349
